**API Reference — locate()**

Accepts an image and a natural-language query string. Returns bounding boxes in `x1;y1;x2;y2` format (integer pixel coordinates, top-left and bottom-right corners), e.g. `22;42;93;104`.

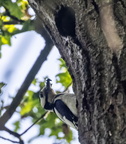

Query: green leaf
13;121;20;132
20;90;38;115
0;82;6;89
0;82;6;94
32;79;37;85
27;90;34;99
58;58;66;69
56;58;72;88
56;72;72;88
1;35;11;45
20;101;34;115
3;0;24;19
21;20;34;31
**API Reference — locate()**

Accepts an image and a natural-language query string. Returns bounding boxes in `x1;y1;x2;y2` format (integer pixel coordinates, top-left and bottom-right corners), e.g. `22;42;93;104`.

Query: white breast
40;97;45;108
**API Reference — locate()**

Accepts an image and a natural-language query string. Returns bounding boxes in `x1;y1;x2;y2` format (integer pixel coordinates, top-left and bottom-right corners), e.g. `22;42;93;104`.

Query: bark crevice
28;0;126;143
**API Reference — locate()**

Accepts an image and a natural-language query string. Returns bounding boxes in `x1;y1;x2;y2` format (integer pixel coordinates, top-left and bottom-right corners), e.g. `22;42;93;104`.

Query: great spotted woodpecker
39;79;78;129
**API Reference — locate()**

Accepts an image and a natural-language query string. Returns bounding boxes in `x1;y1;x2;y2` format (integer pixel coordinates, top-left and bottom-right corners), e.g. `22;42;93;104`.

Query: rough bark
28;0;126;143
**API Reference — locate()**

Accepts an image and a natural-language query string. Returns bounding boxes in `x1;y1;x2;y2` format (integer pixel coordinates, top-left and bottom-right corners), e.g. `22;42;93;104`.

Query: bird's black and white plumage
39;79;78;129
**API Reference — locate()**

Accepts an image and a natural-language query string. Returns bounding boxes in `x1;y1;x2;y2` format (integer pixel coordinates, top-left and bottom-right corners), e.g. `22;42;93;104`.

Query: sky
0;31;61;100
0;31;80;144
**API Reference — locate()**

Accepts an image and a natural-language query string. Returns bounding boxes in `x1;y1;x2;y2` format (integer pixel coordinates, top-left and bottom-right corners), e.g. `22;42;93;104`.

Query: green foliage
2;0;24;19
0;82;6;94
0;0;34;55
13;121;20;132
20;90;38;115
56;58;72;89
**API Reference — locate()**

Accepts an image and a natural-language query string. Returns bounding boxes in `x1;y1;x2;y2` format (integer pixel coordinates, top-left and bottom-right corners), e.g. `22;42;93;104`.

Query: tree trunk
28;0;126;143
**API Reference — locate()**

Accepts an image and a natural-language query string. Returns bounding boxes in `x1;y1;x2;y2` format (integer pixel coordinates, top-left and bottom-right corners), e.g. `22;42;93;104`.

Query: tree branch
0;136;20;143
20;112;48;136
4;7;25;23
2;126;24;144
0;112;49;144
3;21;24;25
0;31;53;129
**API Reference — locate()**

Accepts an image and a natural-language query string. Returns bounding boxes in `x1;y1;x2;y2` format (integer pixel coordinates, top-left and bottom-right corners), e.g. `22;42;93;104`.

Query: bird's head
39;78;56;109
